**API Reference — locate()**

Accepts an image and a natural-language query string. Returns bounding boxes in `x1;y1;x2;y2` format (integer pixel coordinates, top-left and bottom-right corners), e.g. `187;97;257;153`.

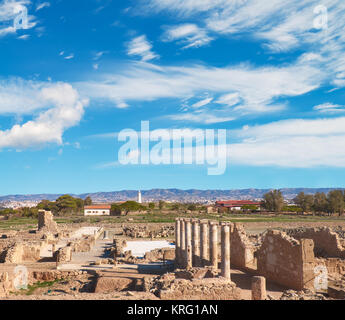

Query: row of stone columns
175;218;231;279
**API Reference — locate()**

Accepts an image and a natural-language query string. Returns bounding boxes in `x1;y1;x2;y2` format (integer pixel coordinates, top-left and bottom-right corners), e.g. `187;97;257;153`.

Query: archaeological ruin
1;212;345;300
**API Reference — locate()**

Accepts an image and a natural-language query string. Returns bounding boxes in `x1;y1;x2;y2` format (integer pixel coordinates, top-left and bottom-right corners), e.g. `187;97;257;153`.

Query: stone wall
286;227;345;258
230;223;257;271
257;230;315;290
38;210;59;234
315;257;345;276
0;272;14;296
2;242;41;264
54;246;72;262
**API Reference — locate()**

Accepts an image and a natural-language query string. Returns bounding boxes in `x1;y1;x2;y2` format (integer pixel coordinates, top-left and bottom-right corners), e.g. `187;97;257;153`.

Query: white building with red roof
84;204;111;216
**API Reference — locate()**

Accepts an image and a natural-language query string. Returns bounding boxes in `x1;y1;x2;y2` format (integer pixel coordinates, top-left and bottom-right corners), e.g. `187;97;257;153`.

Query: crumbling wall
2;242;41;263
315;257;345;277
54;246;72;262
0;272;15;297
38;210;59;234
256;230;315;290
71;236;95;253
122;225;174;239
286;227;345;258
112;238;127;257
230;223;258;271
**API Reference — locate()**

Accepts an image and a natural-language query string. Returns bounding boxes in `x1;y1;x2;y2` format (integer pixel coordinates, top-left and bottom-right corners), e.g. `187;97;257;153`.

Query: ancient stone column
209;221;218;270
185;219;192;269
221;223;231;279
200;220;209;266
192;219;200;267
180;219;186;268
252;276;267;300
175;218;181;266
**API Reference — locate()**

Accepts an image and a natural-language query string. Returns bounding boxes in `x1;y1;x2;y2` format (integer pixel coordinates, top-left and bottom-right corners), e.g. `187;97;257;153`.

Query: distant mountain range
0;188;344;203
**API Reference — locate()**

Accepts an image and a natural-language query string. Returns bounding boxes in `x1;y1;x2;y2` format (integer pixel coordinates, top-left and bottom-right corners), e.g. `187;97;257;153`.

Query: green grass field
0;213;344;231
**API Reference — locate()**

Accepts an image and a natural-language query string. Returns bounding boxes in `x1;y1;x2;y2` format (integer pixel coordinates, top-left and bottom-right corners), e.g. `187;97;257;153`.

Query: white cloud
163;23;213;49
17;33;29;39
36;1;50;11
64;53;74;60
191;97;213;108
235;117;345;139
229;116;345;167
127;35;159;62
144;1;345;89
77;58;322;117
93;51;107;60
313;103;345;113
215;92;241;107
143;0;229;16
167;112;234;124
0;81;88;149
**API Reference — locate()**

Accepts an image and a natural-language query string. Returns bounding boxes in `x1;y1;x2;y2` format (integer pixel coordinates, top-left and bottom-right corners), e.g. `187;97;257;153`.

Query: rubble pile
280;289;328;300
143;268;240;300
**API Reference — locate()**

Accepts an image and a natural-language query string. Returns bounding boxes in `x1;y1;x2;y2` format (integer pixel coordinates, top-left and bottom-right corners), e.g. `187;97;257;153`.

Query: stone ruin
38;210;59;234
144;270;240;300
122;225;174;239
174;218;345;299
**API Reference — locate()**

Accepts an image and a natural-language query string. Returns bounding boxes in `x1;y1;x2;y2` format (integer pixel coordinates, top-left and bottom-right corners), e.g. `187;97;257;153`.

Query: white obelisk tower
138;190;142;204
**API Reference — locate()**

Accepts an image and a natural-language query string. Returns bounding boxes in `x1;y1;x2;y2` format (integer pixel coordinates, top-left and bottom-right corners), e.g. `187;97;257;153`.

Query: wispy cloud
77;56;322;119
162;23;213;49
64;53;74;60
35;1;50;11
313;103;345;113
143;1;345;91
126;35;159;61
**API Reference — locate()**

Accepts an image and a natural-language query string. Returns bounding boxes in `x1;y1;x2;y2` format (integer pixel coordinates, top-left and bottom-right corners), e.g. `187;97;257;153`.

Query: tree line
36;195;93;216
262;189;345;215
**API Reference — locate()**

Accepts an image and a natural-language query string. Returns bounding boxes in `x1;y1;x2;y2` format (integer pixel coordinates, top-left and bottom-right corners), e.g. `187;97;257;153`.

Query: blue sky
1;0;345;195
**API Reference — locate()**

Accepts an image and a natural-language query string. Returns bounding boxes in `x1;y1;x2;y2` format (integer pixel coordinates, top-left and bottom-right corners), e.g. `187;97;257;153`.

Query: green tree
171;203;180;211
313;192;328;213
262;190;285;212
158;200;165;210
294;192;314;213
327;190;344;215
37;200;57;214
120;201;145;214
148;202;155;210
55;194;78;215
84;196;92;206
187;204;197;211
111;203;122;215
75;198;84;212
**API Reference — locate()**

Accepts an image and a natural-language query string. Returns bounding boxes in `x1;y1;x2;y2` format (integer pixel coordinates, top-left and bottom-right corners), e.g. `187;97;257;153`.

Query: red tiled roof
216;200;261;207
84;205;111;209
